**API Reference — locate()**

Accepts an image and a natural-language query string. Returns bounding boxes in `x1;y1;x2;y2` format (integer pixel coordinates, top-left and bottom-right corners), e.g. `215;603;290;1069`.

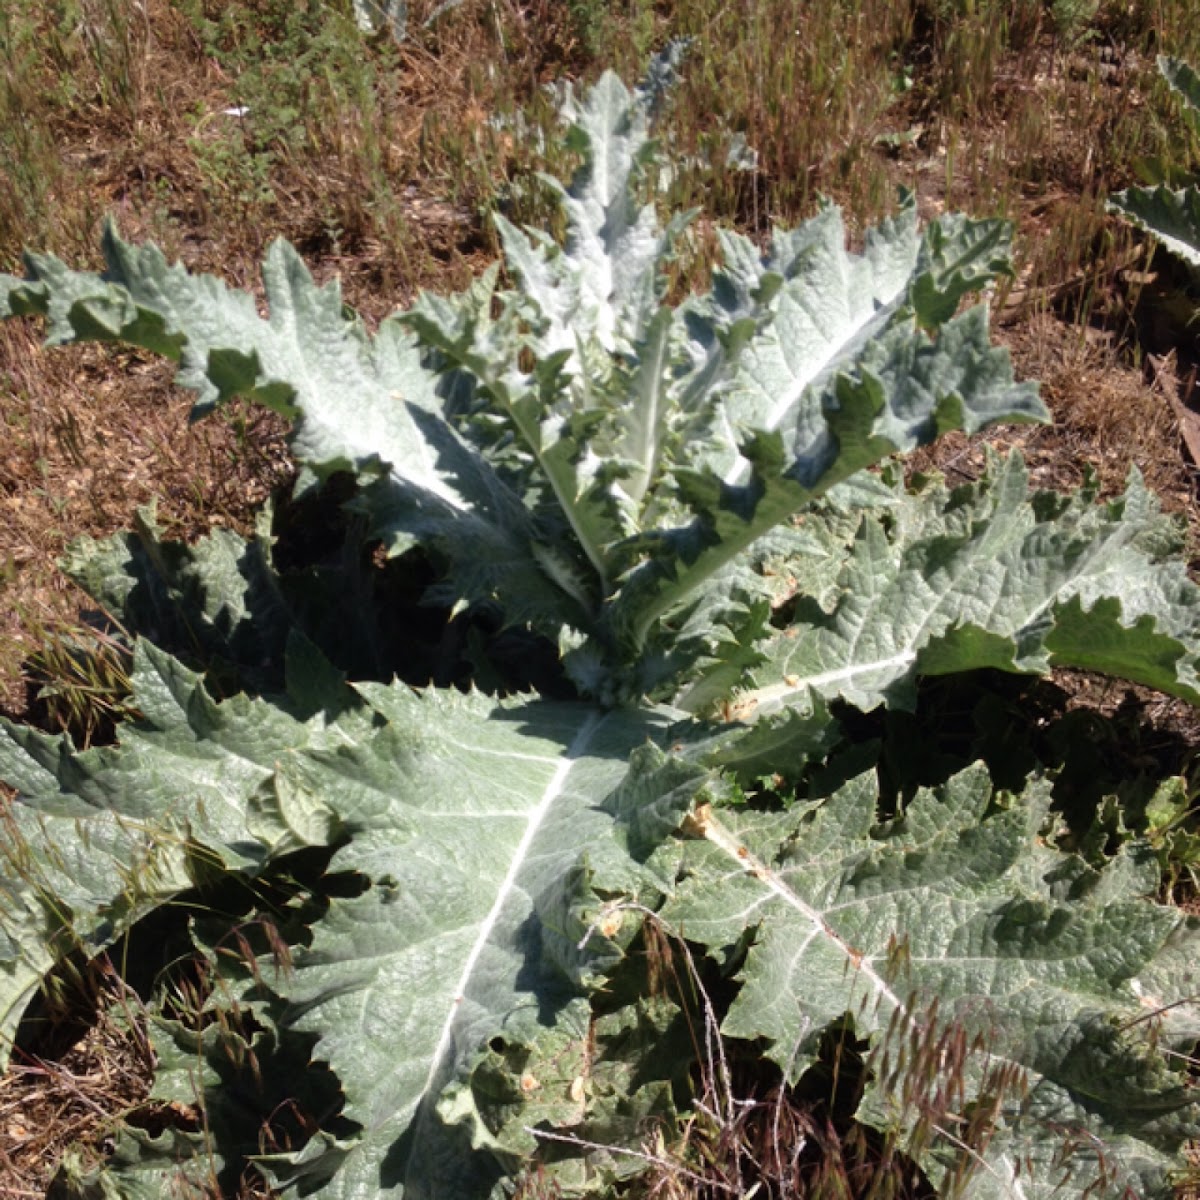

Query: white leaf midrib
701;810;908;1018
701;812;1040;1200
418;709;606;1103
721;273;909;487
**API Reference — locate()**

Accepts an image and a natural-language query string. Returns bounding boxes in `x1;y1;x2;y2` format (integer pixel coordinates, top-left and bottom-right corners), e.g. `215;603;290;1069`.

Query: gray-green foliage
352;0;465;43
664;767;1199;1200
1110;56;1200;268
2;56;1200;1200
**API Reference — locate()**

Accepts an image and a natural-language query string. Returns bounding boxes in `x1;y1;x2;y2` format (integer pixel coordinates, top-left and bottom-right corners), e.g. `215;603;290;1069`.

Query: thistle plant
1;53;1199;1199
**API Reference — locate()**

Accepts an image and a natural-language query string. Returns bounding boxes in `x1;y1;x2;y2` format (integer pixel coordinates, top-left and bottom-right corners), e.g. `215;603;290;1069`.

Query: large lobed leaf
722;452;1200;718
659;765;1200;1199
260;689;710;1199
0;641;351;1066
0;230;583;635
0;640;716;1198
1109;57;1200;267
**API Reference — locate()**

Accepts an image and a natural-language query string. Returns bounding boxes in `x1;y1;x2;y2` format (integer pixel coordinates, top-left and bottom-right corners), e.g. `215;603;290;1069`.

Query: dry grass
510;922;1033;1200
0;319;291;726
0;975;156;1196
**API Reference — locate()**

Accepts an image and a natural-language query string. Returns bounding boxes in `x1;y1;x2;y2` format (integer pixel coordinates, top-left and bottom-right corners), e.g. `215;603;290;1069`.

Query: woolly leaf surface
662;766;1200;1198
740;454;1200;717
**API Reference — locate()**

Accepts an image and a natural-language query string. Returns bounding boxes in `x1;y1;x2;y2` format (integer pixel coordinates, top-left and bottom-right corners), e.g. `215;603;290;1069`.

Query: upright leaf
0;231;582;632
